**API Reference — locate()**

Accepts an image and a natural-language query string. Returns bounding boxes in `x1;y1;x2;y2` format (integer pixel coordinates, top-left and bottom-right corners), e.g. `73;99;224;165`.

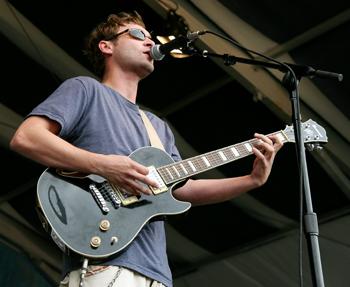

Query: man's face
111;23;155;79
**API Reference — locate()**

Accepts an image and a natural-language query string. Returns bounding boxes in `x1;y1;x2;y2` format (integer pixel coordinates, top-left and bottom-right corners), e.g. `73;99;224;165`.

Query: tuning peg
306;143;323;151
306;143;315;151
315;144;323;151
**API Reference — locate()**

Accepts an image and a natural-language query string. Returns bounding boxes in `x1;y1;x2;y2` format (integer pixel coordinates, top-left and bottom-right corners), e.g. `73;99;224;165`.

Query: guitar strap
139;109;171;224
139;109;165;151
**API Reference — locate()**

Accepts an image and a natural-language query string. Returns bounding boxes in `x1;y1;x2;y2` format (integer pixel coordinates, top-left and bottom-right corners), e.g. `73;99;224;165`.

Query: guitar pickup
109;166;168;206
147;166;168;195
112;186;139;206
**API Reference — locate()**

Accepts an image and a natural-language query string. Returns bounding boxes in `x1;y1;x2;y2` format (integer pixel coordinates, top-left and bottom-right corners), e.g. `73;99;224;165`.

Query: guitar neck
157;130;289;184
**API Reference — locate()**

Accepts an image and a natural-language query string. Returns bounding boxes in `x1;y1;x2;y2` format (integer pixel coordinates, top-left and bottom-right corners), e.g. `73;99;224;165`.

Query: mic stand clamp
223;54;237;66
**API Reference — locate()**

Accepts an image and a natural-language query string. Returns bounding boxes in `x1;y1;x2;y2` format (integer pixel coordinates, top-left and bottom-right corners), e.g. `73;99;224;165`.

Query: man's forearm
173;175;260;206
10;118;103;174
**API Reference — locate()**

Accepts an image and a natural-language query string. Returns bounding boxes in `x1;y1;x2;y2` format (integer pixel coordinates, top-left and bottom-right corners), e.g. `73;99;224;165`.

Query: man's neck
102;69;139;103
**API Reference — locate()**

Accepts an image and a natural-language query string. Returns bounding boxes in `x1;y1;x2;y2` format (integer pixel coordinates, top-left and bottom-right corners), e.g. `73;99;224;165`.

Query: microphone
150;30;206;61
282;63;344;82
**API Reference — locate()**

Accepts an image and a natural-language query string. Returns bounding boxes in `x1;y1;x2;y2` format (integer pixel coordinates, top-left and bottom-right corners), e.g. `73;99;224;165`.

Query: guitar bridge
89;184;110;213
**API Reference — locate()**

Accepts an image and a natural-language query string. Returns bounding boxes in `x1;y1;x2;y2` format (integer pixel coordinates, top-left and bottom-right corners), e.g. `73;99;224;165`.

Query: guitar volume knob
90;236;101;248
100;220;110;231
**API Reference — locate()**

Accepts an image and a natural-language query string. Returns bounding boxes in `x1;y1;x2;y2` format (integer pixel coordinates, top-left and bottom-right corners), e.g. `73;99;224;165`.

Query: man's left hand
250;133;283;187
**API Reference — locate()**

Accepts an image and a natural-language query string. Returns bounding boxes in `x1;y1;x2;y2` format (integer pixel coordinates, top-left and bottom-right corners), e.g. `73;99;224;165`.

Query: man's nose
144;37;155;46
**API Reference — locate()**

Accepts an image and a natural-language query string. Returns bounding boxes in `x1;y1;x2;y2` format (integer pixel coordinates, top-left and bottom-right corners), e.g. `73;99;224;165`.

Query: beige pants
59;266;165;287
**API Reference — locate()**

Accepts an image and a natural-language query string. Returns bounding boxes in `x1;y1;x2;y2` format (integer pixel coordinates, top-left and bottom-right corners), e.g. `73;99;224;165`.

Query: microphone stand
195;49;343;287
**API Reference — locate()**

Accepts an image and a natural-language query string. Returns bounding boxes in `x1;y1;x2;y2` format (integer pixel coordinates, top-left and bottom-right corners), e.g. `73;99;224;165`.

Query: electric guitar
36;119;327;258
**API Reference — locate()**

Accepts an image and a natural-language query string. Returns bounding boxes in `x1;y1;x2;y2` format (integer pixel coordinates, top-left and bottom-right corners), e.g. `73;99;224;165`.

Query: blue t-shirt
29;76;182;287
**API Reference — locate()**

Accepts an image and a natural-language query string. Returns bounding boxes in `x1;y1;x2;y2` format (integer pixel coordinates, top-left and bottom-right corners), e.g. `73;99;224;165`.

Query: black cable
203;30;299;85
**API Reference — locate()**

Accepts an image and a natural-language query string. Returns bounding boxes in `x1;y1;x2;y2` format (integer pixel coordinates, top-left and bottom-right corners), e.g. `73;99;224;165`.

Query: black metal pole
198;49;334;286
282;72;325;287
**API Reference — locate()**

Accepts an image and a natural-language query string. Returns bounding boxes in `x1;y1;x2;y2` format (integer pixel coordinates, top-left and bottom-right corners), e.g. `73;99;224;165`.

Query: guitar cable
79;258;89;287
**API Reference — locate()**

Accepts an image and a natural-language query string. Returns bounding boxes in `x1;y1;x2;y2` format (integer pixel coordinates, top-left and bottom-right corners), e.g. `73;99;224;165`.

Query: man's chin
139;64;154;79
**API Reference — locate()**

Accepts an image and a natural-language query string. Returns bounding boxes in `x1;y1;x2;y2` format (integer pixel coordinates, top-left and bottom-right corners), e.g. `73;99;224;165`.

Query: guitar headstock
282;119;328;150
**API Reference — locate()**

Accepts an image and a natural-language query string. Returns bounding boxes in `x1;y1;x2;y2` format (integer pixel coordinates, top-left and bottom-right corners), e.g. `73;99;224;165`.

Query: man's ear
98;40;113;55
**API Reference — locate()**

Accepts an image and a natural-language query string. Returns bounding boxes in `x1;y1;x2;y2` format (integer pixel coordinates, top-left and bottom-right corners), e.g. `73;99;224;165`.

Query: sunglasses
106;28;152;41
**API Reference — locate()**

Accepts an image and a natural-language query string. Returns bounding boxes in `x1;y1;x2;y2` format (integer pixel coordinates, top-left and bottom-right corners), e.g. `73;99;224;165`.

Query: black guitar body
37;146;191;258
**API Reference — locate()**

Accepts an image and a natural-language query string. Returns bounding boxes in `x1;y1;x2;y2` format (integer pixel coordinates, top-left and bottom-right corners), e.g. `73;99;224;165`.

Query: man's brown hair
84;11;145;77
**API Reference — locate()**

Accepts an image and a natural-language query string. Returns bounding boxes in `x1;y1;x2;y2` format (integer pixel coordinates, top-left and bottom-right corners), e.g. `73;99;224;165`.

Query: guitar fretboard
157;131;288;184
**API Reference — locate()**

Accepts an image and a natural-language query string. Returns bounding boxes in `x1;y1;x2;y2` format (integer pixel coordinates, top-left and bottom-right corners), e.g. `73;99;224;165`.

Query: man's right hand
96;154;159;196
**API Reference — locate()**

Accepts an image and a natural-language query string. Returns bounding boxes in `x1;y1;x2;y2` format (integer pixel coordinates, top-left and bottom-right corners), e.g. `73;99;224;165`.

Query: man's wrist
247;174;263;189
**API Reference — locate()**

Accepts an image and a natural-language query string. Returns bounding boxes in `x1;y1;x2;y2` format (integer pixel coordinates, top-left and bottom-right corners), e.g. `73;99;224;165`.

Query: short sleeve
28;77;88;139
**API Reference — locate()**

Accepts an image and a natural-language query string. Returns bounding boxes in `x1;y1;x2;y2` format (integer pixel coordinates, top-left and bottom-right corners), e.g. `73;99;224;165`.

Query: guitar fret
182;161;193;175
159;168;168;180
164;171;172;181
157;169;166;181
205;153;214;165
244;142;253;152
236;144;248;155
204;153;214;166
230;146;240;157
191;159;200;170
211;152;223;165
212;153;222;167
171;164;184;177
195;157;207;170
179;163;188;175
171;165;180;177
195;157;208;170
165;167;174;180
223;148;234;160
216;151;224;162
188;160;196;172
169;166;179;179
196;157;206;170
218;151;227;161
201;156;211;167
195;158;205;170
180;161;191;177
